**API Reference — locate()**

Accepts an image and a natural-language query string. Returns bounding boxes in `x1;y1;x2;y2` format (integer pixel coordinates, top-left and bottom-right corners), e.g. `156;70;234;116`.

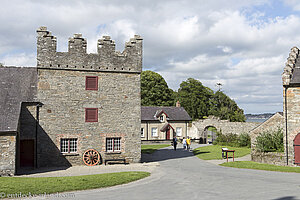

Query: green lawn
141;144;170;154
0;171;150;197
220;161;300;173
193;145;250;160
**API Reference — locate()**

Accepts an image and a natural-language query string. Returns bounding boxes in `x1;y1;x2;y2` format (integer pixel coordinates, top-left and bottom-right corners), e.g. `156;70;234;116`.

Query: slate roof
291;68;300;84
141;106;192;121
0;66;37;132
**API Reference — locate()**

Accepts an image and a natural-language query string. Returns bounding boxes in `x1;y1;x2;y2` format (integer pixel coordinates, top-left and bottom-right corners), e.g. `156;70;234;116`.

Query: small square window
85;108;98;122
151;127;158;137
106;138;121;152
61;138;77;153
159;116;164;122
176;127;182;136
86;76;98;90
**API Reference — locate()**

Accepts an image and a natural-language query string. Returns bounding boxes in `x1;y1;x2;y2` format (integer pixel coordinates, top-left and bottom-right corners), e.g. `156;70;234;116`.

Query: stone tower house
36;27;143;166
0;27;143;175
282;47;300;165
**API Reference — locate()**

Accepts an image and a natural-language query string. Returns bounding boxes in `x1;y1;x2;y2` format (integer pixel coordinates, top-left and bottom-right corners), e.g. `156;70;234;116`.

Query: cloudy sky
1;0;300;114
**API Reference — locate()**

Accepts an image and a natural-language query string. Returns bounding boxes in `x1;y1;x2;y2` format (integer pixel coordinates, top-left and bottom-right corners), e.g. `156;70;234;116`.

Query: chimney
176;100;181;107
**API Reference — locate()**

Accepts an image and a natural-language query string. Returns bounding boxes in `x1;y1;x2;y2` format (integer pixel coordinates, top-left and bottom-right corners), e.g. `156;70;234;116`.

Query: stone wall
191;116;260;141
36;27;142;167
251;152;286;166
0;133;16;176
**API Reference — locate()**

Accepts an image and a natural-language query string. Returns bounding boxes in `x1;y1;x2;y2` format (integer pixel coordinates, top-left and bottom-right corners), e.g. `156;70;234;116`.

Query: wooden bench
104;158;126;165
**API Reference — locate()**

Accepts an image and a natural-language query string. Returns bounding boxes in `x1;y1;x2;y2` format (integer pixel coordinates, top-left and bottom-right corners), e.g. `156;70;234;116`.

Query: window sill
61;153;79;156
105;152;122;155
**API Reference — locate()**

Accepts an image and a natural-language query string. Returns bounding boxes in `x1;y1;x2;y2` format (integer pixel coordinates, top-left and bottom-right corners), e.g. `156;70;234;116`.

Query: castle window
61;138;77;153
86;76;98;90
85;108;98;122
106;138;121;152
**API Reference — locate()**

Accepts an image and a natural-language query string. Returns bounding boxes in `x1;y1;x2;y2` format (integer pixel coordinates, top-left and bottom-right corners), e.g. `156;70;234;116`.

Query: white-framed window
159;116;164;122
61;138;78;153
151;127;158;137
106;138;121;152
141;128;145;138
176;127;182;137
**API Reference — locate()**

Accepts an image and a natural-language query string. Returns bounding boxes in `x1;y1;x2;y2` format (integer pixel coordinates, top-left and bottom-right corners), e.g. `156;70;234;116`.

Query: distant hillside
245;113;275;119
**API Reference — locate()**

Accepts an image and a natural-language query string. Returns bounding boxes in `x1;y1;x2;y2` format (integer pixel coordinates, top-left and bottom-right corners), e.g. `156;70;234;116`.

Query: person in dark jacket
173;136;178;151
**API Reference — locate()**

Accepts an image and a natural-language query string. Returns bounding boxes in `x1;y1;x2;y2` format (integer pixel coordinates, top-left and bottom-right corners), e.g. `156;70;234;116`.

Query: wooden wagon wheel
83;149;100;166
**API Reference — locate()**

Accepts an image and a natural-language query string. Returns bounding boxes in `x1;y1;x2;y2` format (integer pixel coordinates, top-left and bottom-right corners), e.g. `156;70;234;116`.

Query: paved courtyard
27;144;300;200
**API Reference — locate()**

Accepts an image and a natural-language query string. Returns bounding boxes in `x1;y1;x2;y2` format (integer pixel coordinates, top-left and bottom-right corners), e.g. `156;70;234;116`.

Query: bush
255;127;284;152
213;131;250;147
238;133;251;148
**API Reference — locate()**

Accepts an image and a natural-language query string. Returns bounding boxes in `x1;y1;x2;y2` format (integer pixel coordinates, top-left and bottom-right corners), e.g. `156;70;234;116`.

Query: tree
141;70;175;106
141;71;245;122
177;78;214;120
209;91;245;122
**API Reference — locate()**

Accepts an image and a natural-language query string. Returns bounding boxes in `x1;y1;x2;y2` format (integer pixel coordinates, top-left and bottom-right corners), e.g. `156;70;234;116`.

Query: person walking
186;136;191;151
172;136;178;151
182;137;187;150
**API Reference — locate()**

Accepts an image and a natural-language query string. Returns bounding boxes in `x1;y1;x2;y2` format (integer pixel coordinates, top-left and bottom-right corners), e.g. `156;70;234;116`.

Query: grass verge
141;144;170;154
220;161;300;173
193;145;250;160
0;171;150;197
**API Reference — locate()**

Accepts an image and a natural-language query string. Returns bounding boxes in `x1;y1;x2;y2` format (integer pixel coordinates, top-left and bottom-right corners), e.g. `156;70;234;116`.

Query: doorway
166;128;170;140
294;133;300;166
20;139;34;167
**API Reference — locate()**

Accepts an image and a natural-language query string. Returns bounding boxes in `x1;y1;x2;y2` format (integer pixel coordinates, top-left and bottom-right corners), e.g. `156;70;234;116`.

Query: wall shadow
273;197;298;200
141;146;197;162
17;105;71;175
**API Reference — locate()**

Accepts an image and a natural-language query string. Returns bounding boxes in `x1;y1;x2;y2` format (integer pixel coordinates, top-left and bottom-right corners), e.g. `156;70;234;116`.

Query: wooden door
166;128;170;140
294;133;300;166
20;140;34;167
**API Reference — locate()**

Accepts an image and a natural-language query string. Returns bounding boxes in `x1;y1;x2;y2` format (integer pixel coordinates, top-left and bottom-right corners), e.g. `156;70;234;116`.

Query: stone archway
204;126;218;144
192;116;259;144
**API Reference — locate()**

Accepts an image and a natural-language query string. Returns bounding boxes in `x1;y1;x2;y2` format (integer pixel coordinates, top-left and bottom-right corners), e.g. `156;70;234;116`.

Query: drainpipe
36;103;43;168
284;86;288;165
186;121;188;138
147;122;149;141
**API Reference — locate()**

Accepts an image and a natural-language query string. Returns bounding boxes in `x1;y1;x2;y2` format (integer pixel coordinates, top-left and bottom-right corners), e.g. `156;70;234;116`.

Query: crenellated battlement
282;46;300;86
37;26;143;73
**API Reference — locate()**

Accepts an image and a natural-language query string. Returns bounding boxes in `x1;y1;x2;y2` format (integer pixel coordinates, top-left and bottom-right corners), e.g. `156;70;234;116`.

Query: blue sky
1;0;300;114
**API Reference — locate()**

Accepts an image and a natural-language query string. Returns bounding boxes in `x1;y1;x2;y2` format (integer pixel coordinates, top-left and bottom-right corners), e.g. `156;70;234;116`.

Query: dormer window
160;116;164;122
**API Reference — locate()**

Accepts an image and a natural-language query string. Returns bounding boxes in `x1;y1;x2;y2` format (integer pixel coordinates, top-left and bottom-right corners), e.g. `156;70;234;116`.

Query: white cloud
284;0;300;11
0;0;298;113
0;53;36;67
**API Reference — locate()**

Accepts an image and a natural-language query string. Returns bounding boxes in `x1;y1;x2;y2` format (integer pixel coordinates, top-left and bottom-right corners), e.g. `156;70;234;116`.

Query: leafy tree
177;78;214;120
141;70;175;106
209;91;245;122
141;71;245;122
